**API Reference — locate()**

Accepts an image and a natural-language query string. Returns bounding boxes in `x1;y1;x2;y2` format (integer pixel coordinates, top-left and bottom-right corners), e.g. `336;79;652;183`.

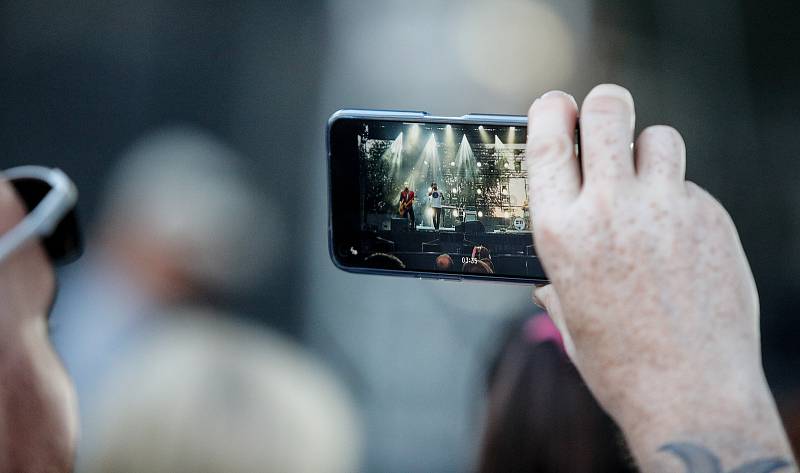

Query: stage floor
380;227;534;256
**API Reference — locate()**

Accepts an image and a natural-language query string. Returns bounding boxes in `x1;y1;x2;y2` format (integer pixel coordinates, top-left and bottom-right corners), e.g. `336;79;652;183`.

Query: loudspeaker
391;217;409;232
457;220;485;234
439;231;465;243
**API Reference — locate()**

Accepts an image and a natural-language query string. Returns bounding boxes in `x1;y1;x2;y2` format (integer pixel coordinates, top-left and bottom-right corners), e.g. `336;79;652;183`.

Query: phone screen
329;115;546;282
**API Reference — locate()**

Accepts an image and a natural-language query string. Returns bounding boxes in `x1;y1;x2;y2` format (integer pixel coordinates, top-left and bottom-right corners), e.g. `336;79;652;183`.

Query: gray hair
100;126;281;291
79;313;360;473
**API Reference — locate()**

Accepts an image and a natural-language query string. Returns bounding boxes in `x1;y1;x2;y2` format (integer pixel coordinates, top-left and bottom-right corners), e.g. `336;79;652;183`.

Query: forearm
616;380;796;472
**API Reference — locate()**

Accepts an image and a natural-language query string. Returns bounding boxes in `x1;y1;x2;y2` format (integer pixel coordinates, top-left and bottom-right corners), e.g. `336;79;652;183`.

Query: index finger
526;91;580;217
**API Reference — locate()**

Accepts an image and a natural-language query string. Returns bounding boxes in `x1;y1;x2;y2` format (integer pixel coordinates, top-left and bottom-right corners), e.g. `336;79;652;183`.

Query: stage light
495;135;514;169
445;124;452;129
444;124;455;149
476;188;482;195
389;132;403;152
477;211;483;218
478;126;491;144
383;132;404;171
450;161;455;166
508;126;516;144
452;187;458;194
452;209;459;217
408;124;420;145
476;161;482;167
424;160;428;165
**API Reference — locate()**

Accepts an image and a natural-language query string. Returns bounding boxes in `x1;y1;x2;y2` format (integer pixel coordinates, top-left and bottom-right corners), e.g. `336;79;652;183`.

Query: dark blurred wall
589;0;800;391
1;0;328;335
741;0;800;389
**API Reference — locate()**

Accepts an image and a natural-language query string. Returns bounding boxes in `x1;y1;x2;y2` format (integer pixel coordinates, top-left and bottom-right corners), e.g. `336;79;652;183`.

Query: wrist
616;373;794;471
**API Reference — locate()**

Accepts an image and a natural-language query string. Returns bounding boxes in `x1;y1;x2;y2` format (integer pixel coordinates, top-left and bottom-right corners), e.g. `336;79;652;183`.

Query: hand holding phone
529;85;794;472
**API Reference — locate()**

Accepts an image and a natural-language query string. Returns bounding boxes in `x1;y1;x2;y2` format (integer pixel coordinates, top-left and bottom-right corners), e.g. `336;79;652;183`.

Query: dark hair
363;253;405;270
477;317;633;473
470;246;494;271
472;245;491;260
462;260;493;274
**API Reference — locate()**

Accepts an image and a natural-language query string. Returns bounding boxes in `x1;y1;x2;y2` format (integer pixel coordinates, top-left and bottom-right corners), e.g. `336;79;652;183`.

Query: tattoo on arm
660;442;792;473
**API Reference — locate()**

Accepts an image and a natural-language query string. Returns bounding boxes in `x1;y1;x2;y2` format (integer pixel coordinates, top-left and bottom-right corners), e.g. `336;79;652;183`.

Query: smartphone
327;109;546;283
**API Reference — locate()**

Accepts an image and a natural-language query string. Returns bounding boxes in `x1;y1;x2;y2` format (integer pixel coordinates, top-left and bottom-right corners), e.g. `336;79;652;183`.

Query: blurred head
403;186;408;192
436;254;453;271
478;316;631;473
97;126;279;300
79;314;360;473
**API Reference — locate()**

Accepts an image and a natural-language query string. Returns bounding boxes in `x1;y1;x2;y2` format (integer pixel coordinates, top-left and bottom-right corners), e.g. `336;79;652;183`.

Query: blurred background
2;0;799;471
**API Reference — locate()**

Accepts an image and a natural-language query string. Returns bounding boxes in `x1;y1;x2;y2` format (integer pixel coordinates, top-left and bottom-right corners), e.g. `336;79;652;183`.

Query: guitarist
398;186;416;230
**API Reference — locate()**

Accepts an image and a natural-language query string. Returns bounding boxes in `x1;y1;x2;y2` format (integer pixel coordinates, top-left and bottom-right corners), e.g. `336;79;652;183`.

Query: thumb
533;284;576;360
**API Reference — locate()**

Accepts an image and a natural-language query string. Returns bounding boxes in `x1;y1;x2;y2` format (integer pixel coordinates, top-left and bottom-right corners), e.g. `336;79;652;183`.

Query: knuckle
528;133;572;162
532;211;578;256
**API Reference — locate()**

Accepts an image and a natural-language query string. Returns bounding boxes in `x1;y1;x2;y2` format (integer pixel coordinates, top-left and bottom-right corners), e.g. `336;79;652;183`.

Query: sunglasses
0;166;83;265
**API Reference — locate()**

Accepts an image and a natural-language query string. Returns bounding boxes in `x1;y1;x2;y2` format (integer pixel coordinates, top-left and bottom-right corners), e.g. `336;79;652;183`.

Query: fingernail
585;83;634;108
540;90;578;109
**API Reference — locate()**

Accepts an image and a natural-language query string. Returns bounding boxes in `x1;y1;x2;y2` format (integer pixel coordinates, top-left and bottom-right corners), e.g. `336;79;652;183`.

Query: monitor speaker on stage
439;231;464;243
391;217;409;233
456;220;485;235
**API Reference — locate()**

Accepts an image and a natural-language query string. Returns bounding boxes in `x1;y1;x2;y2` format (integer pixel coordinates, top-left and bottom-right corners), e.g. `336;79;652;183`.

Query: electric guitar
398;197;414;215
